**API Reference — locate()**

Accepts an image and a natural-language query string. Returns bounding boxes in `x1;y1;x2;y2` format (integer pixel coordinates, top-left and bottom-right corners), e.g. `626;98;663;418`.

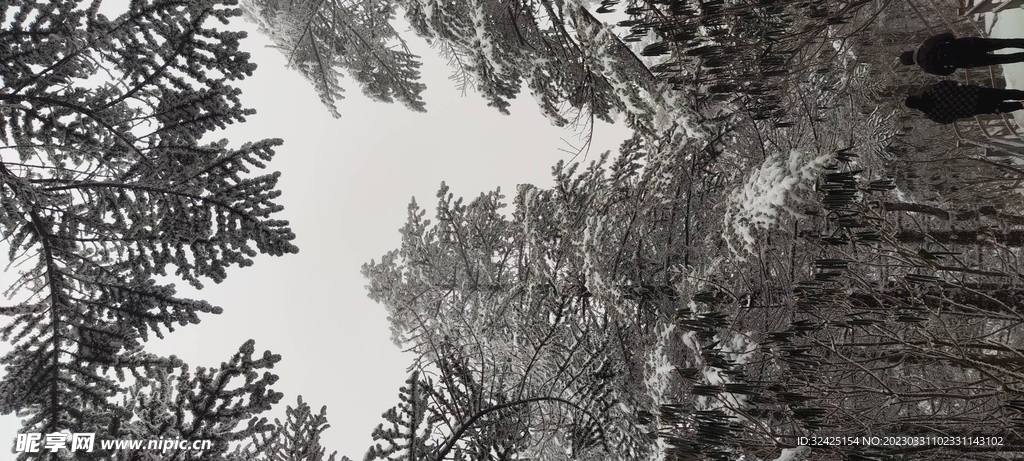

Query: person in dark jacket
900;33;1024;76
905;80;1024;124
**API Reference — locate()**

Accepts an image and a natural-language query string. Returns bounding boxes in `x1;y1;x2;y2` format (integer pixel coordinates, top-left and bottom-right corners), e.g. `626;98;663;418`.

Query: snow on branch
723;149;831;257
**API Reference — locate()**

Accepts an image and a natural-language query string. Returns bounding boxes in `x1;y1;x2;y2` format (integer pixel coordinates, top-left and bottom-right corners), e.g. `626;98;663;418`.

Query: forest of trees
3;0;1024;460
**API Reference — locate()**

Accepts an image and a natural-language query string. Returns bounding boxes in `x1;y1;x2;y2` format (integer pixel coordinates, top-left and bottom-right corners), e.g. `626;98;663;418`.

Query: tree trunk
895;229;1024;246
882;201;1024;226
848;287;1024;316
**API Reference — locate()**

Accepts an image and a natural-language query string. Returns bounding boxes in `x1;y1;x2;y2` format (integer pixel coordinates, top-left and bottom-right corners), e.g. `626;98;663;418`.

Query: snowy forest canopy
344;0;1024;459
3;0;1024;460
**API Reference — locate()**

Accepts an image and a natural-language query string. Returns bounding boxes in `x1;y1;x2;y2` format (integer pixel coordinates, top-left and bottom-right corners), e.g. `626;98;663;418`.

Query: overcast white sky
0;3;632;458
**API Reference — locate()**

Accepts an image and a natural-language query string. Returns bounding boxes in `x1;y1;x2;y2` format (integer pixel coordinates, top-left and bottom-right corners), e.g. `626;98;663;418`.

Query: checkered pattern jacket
919;81;985;124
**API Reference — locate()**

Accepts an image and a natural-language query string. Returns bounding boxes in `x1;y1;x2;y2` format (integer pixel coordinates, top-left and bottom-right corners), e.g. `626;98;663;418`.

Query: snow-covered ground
988;8;1024;127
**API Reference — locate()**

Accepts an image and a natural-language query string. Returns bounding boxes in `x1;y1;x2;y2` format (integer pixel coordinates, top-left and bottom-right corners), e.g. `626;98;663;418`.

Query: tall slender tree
0;0;298;456
359;130;749;459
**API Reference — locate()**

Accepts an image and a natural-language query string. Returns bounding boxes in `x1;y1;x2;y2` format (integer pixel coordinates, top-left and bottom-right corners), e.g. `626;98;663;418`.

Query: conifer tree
363;371;437;461
236;395;339;461
361;145;742;459
239;0;428;117
106;340;284;461
238;0;678;140
361;345;619;461
620;0;876;120
0;0;297;454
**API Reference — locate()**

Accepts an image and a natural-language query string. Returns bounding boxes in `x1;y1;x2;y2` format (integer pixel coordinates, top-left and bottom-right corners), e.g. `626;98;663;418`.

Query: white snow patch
773;446;810;461
723;149;832;257
721;331;758;365
680;325;700;354
703;367;724;385
644;323;678;405
989;8;1024;129
470;0;502;74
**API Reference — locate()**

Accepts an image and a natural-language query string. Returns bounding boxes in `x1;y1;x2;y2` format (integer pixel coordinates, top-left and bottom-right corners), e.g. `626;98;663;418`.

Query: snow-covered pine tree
238;0;684;143
0;0;297;455
618;0;878;120
722;149;833;257
363;371;437;461
361;182;518;353
239;0;428;117
102;340;284;461
364;169;706;459
238;395;339;461
360;343;619;461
